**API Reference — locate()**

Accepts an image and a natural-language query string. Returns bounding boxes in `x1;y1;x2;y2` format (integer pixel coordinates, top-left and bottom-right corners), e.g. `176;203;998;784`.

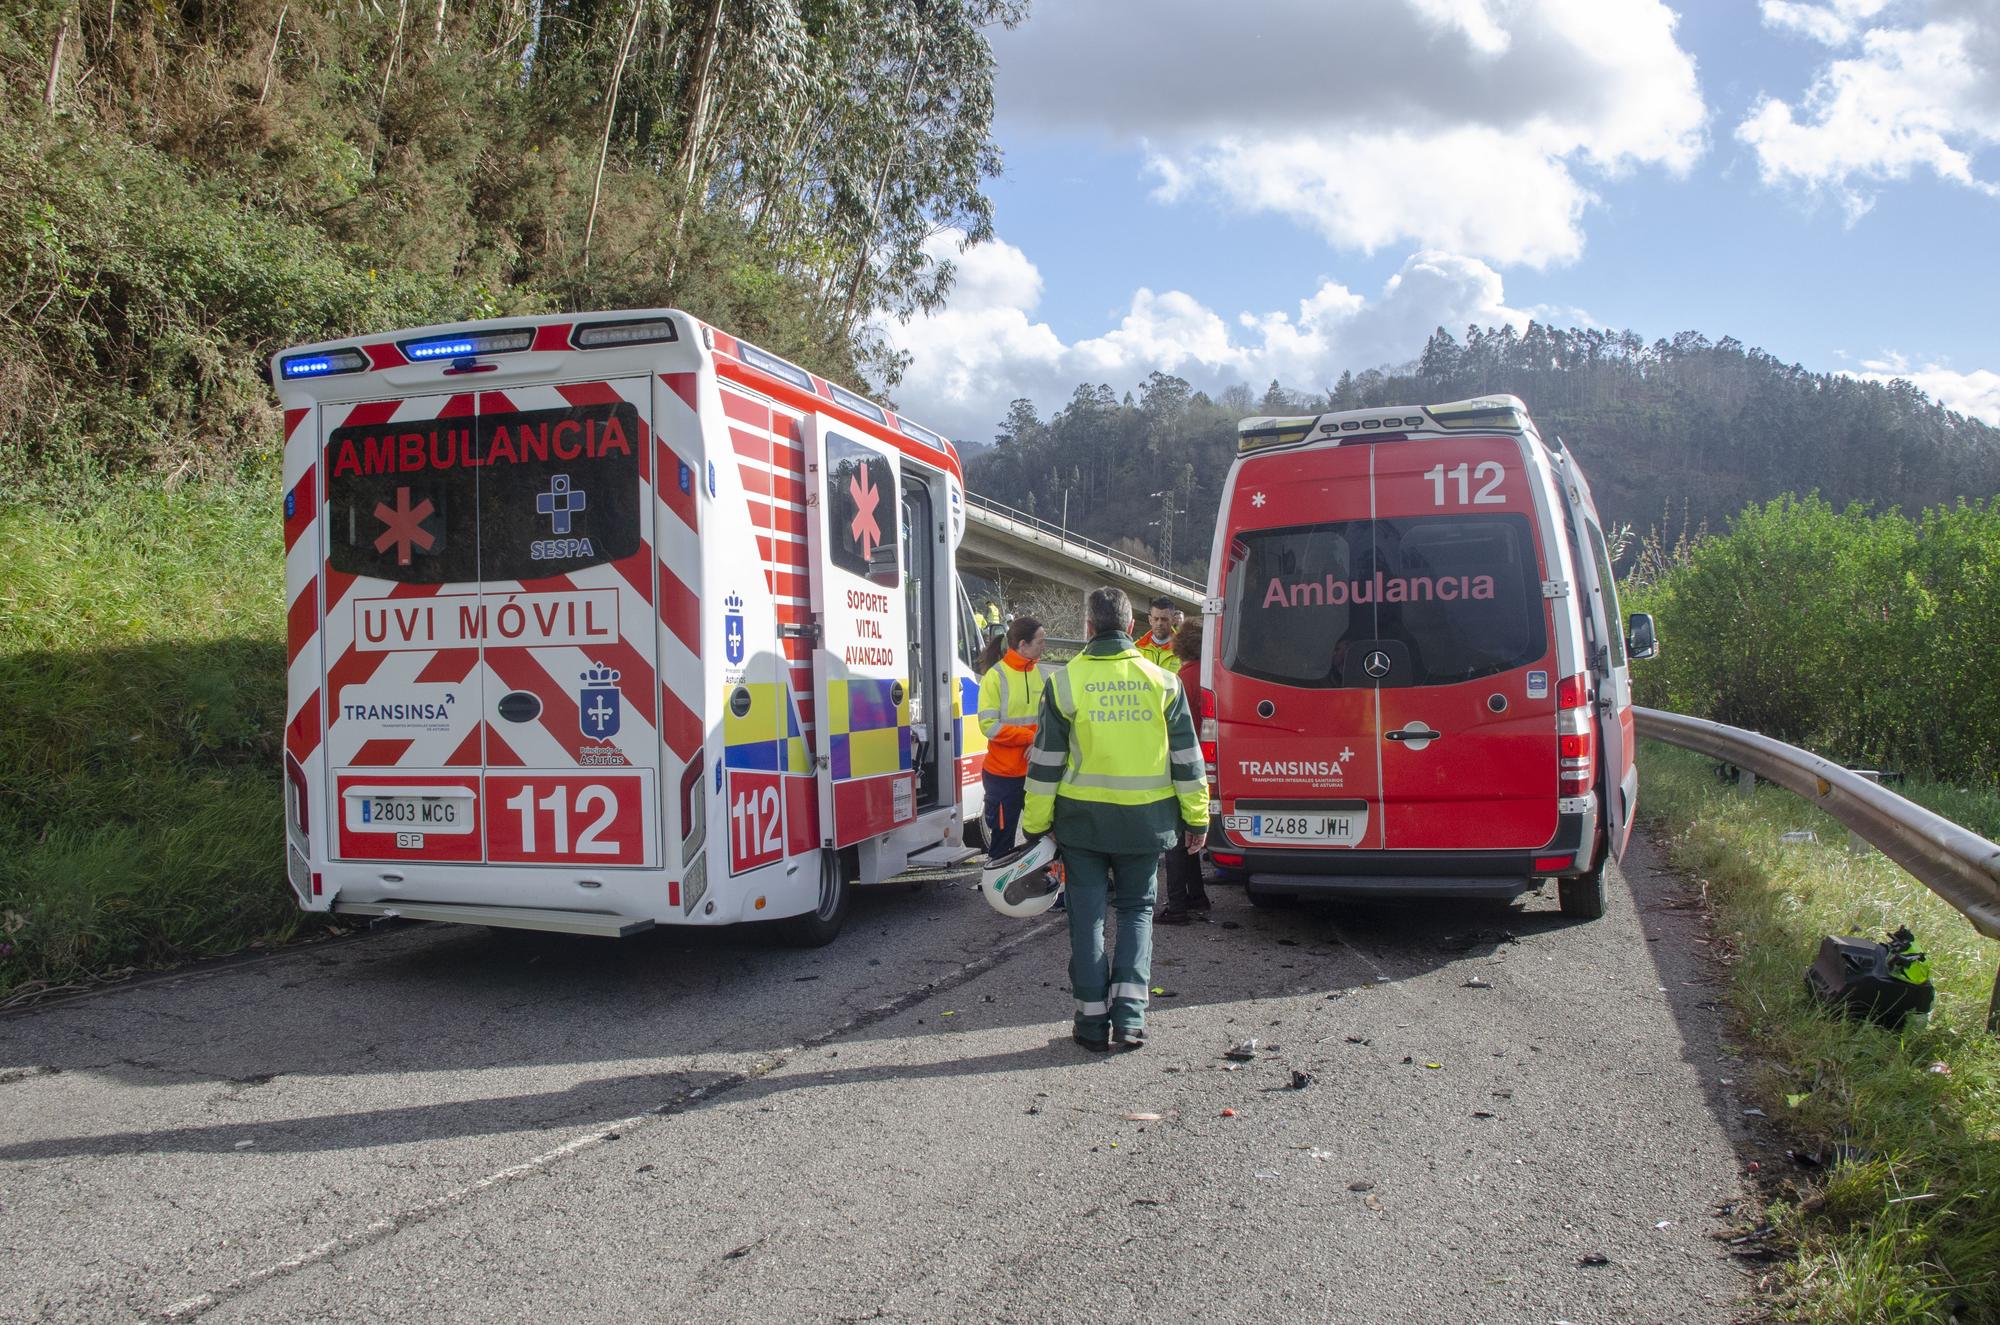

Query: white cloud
994;0;1706;268
1759;0;1894;46
1738;2;2000;214
883;233;1530;445
1852;352;2000;424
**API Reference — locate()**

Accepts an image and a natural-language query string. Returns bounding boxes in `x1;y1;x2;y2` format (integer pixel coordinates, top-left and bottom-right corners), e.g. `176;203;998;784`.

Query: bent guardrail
1634;706;2000;1031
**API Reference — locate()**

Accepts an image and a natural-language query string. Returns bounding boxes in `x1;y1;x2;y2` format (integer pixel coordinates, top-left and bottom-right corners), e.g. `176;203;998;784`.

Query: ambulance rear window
1223;514;1546;688
323;399;642;584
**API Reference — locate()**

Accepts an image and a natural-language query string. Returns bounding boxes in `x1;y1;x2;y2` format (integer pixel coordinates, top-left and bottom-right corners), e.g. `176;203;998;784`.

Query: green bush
1626;495;2000;786
0;474;302;998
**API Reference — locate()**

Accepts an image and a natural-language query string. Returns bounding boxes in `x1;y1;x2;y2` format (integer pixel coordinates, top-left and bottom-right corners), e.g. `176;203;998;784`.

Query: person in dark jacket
1155;620;1211;923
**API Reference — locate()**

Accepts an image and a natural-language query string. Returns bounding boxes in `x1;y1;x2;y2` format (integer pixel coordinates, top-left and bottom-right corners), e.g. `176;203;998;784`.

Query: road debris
1288;1069;1316;1090
1578;1253;1610;1267
1224;1039;1259;1061
1347;1180;1375;1192
1122;1112;1162;1122
1220;1108;1237;1117
1462;976;1493;989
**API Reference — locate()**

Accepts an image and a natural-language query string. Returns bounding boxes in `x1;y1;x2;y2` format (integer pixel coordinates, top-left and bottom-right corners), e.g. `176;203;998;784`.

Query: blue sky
885;0;2000;444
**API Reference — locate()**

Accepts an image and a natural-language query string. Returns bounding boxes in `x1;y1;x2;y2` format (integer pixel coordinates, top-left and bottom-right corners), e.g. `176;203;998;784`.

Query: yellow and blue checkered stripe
828;677;910;779
722;682;811;774
957;671;987;763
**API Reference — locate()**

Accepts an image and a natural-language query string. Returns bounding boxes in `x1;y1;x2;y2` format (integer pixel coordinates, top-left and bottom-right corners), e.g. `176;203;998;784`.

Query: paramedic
977;617;1047;856
1023;587;1207;1052
1138;595;1178;670
1155;619;1211;923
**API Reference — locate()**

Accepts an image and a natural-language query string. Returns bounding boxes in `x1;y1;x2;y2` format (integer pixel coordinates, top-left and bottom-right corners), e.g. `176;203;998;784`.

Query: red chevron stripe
286;690;322;761
659;681;701;762
660;564;700;657
352;738;414;767
287;582;318;667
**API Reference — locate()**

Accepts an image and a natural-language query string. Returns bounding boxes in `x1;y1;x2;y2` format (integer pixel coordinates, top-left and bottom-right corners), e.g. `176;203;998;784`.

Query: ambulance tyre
1558;852;1607;920
780;848;854;948
1245;882;1293;909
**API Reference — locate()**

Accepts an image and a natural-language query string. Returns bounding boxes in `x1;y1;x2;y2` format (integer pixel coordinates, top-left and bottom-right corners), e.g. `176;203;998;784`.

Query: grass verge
1640;741;2000;1323
0;472;313;1002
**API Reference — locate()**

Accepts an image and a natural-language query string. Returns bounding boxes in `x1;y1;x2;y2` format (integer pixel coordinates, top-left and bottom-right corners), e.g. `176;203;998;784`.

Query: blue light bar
279;348;368;380
400;328;534;361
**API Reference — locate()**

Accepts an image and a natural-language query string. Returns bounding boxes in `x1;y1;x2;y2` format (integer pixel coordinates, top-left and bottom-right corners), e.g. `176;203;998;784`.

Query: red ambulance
272;310;984;945
1203;395;1657;918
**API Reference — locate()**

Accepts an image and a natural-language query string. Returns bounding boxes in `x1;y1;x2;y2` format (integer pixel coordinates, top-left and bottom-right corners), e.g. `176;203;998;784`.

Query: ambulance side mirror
1626;612;1658;661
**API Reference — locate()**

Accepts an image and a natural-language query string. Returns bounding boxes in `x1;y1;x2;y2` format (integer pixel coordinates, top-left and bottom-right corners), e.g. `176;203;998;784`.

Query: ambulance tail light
1211;851;1244;868
278;348;368;381
400;328;534;361
1556;673;1595;797
284;753;309;838
1197;687;1217;789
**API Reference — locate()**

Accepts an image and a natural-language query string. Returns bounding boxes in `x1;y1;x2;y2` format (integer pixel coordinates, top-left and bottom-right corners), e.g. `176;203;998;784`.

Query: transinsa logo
1238;760;1344;777
1263;571;1496;609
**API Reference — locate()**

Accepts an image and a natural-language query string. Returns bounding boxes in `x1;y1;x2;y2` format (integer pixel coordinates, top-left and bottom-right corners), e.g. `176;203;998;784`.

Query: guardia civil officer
1021;587;1208;1052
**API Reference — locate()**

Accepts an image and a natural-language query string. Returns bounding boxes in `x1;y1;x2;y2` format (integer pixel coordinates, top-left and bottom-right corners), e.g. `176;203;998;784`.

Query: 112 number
505;784;618;854
1423;461;1504;506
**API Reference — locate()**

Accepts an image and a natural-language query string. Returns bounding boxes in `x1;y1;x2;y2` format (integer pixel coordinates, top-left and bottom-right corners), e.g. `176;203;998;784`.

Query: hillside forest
0;0;1021;483
966;326;2000;579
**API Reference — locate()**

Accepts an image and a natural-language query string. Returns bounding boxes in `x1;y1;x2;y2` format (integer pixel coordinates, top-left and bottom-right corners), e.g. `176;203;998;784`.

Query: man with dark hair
1022;587;1208;1052
1139;595;1178;670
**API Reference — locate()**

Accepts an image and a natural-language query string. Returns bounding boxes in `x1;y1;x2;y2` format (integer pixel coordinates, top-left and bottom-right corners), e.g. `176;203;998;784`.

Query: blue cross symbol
536;474;587;534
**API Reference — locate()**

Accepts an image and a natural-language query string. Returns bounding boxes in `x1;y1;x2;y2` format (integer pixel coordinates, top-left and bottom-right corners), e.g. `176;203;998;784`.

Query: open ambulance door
1561;477;1636;864
803;418;917;848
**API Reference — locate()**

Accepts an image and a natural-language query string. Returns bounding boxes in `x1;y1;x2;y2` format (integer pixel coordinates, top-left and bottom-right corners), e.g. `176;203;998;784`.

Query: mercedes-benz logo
1364;651;1392;678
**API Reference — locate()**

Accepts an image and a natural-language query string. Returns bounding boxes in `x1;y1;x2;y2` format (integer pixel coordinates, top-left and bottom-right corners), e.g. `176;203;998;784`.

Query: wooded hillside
968;326;2000;577
0;0;1019;482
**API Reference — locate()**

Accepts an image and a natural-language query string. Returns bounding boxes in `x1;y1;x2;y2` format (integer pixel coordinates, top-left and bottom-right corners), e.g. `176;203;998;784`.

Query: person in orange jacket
976;616;1048;856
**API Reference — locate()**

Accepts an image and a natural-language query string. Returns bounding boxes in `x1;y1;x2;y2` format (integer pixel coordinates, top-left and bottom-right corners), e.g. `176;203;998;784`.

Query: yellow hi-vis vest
1138;633;1177;671
1041;646;1204;823
976;654;1045;778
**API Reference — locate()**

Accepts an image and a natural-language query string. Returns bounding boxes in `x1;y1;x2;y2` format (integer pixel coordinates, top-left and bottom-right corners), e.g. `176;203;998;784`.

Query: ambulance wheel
780;849;853;948
1557;863;1606;920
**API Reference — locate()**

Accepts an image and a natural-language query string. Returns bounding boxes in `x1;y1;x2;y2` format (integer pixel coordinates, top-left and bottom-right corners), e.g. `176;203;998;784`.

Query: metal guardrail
1635;707;2000;1031
962;491;1204;597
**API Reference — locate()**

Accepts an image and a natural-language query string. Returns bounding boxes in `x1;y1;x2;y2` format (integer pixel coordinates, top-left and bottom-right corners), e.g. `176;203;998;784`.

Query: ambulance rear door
474;380;661;870
1214;445;1384;851
321;390;487;864
1369;435;1560;851
804;417;917;847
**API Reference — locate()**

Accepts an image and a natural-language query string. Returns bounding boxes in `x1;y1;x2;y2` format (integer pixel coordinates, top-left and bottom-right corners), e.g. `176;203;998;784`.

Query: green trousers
1062;848;1157;1035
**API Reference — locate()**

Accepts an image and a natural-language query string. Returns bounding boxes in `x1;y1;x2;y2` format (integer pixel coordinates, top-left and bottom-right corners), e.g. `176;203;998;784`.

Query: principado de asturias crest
579;663;621;742
724;592;745;665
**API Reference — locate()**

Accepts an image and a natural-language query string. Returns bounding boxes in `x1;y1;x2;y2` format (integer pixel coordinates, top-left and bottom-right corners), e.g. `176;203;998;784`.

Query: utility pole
1148;489;1186;572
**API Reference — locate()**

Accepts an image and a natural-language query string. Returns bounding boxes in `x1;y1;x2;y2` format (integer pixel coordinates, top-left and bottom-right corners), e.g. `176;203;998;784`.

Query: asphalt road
1;833;1756;1324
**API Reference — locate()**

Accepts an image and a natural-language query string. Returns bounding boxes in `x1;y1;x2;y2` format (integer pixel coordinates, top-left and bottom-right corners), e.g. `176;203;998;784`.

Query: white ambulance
273;310;985;945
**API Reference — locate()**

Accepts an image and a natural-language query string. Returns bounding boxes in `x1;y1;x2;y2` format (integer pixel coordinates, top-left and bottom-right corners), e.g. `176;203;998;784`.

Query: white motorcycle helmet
980;837;1064;918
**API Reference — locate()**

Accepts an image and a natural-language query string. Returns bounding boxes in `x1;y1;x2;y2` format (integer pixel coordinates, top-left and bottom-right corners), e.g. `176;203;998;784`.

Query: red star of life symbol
373;486;436;566
848;464;882;563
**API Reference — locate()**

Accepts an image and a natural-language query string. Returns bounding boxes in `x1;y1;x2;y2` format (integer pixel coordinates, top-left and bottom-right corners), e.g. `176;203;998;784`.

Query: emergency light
738;341;814;390
400;328;534;361
573;318;679;349
279;348;368;380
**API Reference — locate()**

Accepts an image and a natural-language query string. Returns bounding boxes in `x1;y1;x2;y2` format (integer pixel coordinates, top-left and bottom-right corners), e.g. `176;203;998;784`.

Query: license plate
343;789;475;835
1225;809;1368;845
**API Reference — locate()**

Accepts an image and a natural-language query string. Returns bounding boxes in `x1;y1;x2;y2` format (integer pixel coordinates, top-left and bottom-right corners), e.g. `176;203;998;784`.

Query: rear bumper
1239;800;1596;899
